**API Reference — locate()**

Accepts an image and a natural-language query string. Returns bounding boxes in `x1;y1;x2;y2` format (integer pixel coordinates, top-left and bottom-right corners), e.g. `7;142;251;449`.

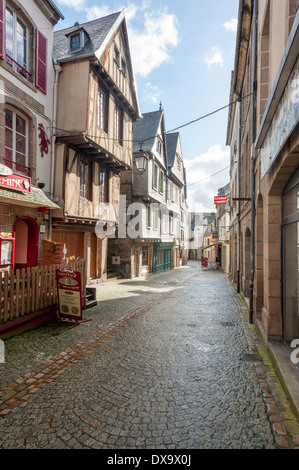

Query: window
5;108;28;173
114;105;123;145
80;158;92;200
99;168;109;203
154;208;159;230
156;137;163;155
159;169;164;194
177;156;181;171
121;57;127;76
5;6;29;78
147;205;151;229
97;85;108;132
114;45;120;66
153;163;158;190
70;33;80;50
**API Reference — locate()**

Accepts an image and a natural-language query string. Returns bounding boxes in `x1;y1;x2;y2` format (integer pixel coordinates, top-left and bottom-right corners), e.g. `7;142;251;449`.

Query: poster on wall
56;268;82;321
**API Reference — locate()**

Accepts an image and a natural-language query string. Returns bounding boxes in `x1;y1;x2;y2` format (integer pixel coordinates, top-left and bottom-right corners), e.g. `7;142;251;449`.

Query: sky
54;0;239;213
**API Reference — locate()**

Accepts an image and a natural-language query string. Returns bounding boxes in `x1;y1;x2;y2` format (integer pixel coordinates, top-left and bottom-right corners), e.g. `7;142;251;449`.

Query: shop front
153;242;174;274
282;167;299;346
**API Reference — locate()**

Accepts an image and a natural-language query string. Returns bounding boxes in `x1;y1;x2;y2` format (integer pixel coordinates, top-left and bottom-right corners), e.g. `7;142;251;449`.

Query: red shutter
0;0;5;60
36;30;47;94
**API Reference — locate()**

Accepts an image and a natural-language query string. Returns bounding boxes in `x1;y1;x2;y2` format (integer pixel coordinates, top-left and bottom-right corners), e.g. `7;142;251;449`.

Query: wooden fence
0;259;86;326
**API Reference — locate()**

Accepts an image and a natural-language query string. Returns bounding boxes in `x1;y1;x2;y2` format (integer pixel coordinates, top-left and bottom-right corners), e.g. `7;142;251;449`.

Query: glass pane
16;152;26;166
16;134;26;154
16;115;26;135
5;23;13;57
5;128;13;150
284;184;299;217
5;148;13;162
283;222;299;344
1;240;13;265
5;110;13;130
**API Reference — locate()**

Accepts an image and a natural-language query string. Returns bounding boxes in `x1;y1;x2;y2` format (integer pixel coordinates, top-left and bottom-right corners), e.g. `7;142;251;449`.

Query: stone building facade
227;0;299;413
0;0;63;272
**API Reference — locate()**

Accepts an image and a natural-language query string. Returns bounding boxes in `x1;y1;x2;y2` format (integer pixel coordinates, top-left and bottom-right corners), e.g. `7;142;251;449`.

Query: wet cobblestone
0;262;298;449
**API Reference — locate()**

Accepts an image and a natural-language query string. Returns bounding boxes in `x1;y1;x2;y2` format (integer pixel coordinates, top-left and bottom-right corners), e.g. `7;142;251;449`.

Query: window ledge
1;60;37;93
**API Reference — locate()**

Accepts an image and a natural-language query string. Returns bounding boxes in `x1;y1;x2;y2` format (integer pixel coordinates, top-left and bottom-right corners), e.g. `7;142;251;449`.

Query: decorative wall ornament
38;123;50;158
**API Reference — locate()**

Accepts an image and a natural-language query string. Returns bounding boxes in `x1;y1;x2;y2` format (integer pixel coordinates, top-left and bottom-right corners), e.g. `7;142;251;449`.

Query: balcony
5;55;31;81
4;159;31;178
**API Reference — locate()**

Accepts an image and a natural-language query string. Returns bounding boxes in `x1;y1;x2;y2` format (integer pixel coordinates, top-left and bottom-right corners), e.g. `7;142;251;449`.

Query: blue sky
54;0;238;212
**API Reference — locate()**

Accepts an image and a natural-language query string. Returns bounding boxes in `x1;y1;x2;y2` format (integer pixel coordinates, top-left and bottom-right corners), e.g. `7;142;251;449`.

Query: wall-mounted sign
214;196;228;205
56;268;82;321
38;123;50;158
0;164;13;176
0;173;31;193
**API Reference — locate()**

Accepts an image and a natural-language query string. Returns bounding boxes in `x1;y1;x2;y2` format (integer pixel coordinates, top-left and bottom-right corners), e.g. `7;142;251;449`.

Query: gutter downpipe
49;63;62;240
237;93;242;294
249;0;258;324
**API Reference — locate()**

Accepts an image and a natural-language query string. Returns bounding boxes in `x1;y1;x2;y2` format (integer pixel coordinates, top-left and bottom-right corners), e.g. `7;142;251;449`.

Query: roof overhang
56;133;131;173
0;187;60;209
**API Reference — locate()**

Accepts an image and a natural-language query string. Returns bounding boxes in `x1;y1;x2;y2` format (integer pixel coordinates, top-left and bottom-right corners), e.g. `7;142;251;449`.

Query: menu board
56;268;82;321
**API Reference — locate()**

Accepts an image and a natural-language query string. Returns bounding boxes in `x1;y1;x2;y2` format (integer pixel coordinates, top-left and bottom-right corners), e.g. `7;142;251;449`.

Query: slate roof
53;12;122;63
133;110;163;153
166;132;179;168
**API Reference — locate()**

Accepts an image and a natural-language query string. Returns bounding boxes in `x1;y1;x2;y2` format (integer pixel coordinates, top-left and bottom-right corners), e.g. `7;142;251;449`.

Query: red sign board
56;268;82;321
0;173;31;193
214;196;228;205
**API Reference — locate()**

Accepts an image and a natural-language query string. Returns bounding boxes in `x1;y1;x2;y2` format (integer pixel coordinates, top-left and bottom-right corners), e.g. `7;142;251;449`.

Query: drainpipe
49;63;62;240
249;0;258;324
237;93;242;294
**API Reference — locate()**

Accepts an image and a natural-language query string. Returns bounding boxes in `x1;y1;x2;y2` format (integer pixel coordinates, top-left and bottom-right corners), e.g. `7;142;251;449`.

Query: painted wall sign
261;56;299;178
56;268;82;321
38;123;50;158
214;196;228;205
0;173;31;192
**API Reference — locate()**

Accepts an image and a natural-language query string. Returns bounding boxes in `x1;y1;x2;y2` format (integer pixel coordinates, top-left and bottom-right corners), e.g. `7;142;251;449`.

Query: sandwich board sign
56;267;82;321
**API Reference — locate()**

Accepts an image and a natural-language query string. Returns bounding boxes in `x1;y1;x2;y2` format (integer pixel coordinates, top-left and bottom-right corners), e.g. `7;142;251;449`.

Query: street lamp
134;145;148;174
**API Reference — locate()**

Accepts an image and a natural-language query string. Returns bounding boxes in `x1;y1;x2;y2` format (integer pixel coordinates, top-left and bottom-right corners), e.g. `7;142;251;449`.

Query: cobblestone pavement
0;261;299;449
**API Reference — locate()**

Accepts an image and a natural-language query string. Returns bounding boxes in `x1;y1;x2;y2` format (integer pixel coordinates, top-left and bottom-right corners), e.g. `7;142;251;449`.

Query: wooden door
52;231;84;259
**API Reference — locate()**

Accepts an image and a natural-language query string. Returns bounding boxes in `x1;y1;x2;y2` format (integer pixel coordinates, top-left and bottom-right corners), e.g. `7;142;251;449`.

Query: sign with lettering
214;196;228;205
0;173;31;193
56;268;82;321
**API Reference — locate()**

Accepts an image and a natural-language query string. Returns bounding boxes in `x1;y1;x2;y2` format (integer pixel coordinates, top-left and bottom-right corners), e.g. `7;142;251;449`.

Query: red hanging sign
214;196;228;205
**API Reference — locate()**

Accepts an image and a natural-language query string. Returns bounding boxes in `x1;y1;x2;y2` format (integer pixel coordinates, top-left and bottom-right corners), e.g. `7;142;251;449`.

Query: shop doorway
13;217;39;270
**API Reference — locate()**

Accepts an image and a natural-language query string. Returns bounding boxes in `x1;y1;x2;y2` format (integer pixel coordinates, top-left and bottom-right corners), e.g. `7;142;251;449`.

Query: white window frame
5;107;29;170
5;6;29;74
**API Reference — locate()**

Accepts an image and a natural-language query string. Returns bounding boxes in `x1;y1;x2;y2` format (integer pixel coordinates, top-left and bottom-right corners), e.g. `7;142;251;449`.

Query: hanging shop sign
0;173;31;193
214;196;228;205
56;268;82;321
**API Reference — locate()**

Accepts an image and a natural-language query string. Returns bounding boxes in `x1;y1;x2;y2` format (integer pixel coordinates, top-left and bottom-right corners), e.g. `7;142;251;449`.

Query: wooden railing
0;259;86;326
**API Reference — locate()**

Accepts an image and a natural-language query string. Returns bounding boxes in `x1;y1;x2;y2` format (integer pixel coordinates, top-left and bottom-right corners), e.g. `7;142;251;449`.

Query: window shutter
0;0;5;60
36;30;47;94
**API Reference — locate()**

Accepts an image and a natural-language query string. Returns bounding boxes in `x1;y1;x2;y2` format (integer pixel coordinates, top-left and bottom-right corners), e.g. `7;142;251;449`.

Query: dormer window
66;27;88;53
70;33;80;50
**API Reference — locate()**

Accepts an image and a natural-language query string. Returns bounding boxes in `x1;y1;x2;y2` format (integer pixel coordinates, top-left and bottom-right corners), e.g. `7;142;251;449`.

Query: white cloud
185;145;230;212
144;82;160;104
57;1;179;78
56;0;86;11
223;18;238;33
204;47;224;69
129;10;179;77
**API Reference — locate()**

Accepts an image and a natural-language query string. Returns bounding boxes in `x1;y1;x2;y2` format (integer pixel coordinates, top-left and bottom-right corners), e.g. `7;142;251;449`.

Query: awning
0;187;61;209
202;242;222;251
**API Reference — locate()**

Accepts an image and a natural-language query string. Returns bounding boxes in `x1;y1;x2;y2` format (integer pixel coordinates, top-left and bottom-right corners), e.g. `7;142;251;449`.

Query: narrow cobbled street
0;261;299;450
